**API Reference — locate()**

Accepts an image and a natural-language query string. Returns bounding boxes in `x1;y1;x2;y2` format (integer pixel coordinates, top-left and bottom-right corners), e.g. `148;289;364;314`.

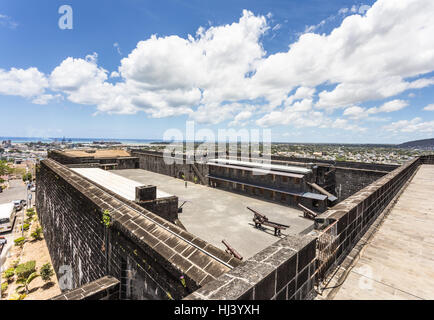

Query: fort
35;149;434;300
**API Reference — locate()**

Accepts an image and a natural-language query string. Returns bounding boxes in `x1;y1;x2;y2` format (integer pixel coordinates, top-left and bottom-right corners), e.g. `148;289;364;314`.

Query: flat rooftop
330;164;434;300
61;149;132;158
207;158;312;175
207;162;305;179
71;168;172;200
111;169;313;259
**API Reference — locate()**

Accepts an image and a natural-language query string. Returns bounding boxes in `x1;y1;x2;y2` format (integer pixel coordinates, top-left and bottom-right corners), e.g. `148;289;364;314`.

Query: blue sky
0;0;434;143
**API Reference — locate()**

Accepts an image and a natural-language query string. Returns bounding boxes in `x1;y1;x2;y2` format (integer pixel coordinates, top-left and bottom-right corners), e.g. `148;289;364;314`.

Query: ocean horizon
0;136;161;145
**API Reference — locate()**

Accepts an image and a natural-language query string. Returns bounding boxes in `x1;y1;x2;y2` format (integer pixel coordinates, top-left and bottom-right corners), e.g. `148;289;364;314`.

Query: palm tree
16;272;39;294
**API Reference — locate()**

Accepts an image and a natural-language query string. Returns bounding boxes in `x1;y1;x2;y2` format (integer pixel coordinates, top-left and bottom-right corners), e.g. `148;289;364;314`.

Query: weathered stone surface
51;276;120;300
37;159;233;300
185;233;317;300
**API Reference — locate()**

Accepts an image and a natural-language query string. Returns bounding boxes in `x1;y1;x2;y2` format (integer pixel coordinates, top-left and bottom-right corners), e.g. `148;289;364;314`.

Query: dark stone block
287;279;295;298
254;271;276;300
237;288;254;300
276;254;297;292
297;239;316;272
275;287;287;300
296;266;308;291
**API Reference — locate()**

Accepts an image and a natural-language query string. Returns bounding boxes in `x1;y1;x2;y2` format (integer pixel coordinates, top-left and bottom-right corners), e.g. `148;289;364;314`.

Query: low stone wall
320;157;421;276
185;235;317;300
138;196;179;223
52;276;120;300
420;154;434;164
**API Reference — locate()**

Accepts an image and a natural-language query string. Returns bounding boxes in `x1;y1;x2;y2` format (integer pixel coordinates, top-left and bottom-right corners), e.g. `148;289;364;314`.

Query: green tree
1;282;8;296
31;227;43;241
16;272;39;294
15;261;38;294
14;237;25;247
26;208;35;219
3;268;15;282
0;160;12;176
40;263;54;282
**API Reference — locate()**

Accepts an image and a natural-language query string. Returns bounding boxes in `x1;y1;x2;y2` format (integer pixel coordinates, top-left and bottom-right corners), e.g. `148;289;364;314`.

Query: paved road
0;179;34;272
1;179;28;205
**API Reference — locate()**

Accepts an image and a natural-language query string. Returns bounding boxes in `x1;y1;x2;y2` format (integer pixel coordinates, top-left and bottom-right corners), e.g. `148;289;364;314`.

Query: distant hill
398;138;434;149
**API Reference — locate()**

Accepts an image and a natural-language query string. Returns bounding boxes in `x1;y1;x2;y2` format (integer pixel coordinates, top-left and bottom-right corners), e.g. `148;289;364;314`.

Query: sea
0;137;161;145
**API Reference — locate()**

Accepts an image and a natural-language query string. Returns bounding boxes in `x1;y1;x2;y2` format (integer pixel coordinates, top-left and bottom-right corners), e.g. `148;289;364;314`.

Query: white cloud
384;117;434;133
367;99;409;114
286;87;315;105
272;24;281;31
0;67;48;98
31;94;63;105
255;0;434;111
110;71;120;78
255;98;367;131
113;42;122;55
423;104;434;111
343;106;367;120
1;1;434;132
229;110;253;127
58;10;268;119
339;8;349;15
0;13;18;29
50;53;107;92
343;100;408;121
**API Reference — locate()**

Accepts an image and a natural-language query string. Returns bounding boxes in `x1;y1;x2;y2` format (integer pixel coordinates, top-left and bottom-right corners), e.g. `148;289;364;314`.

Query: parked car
0;236;7;255
13;200;22;211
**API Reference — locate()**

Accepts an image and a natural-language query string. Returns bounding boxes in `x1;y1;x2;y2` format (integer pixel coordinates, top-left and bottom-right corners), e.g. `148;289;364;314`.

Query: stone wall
138;196;179;224
420;154;434;164
318;157;421;279
276;155;399;172
186;155;432;300
51;276;120;300
131;150;402;206
334;167;387;201
48;150;140;170
36;159;238;300
185;235;317;300
131;150;209;185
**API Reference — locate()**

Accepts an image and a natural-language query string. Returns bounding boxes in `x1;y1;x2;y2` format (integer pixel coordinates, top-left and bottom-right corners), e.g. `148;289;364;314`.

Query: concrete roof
207;162;305;179
61;149;132;158
207;174;327;201
71;168;172;200
112;169;314;260
207;158;312;175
